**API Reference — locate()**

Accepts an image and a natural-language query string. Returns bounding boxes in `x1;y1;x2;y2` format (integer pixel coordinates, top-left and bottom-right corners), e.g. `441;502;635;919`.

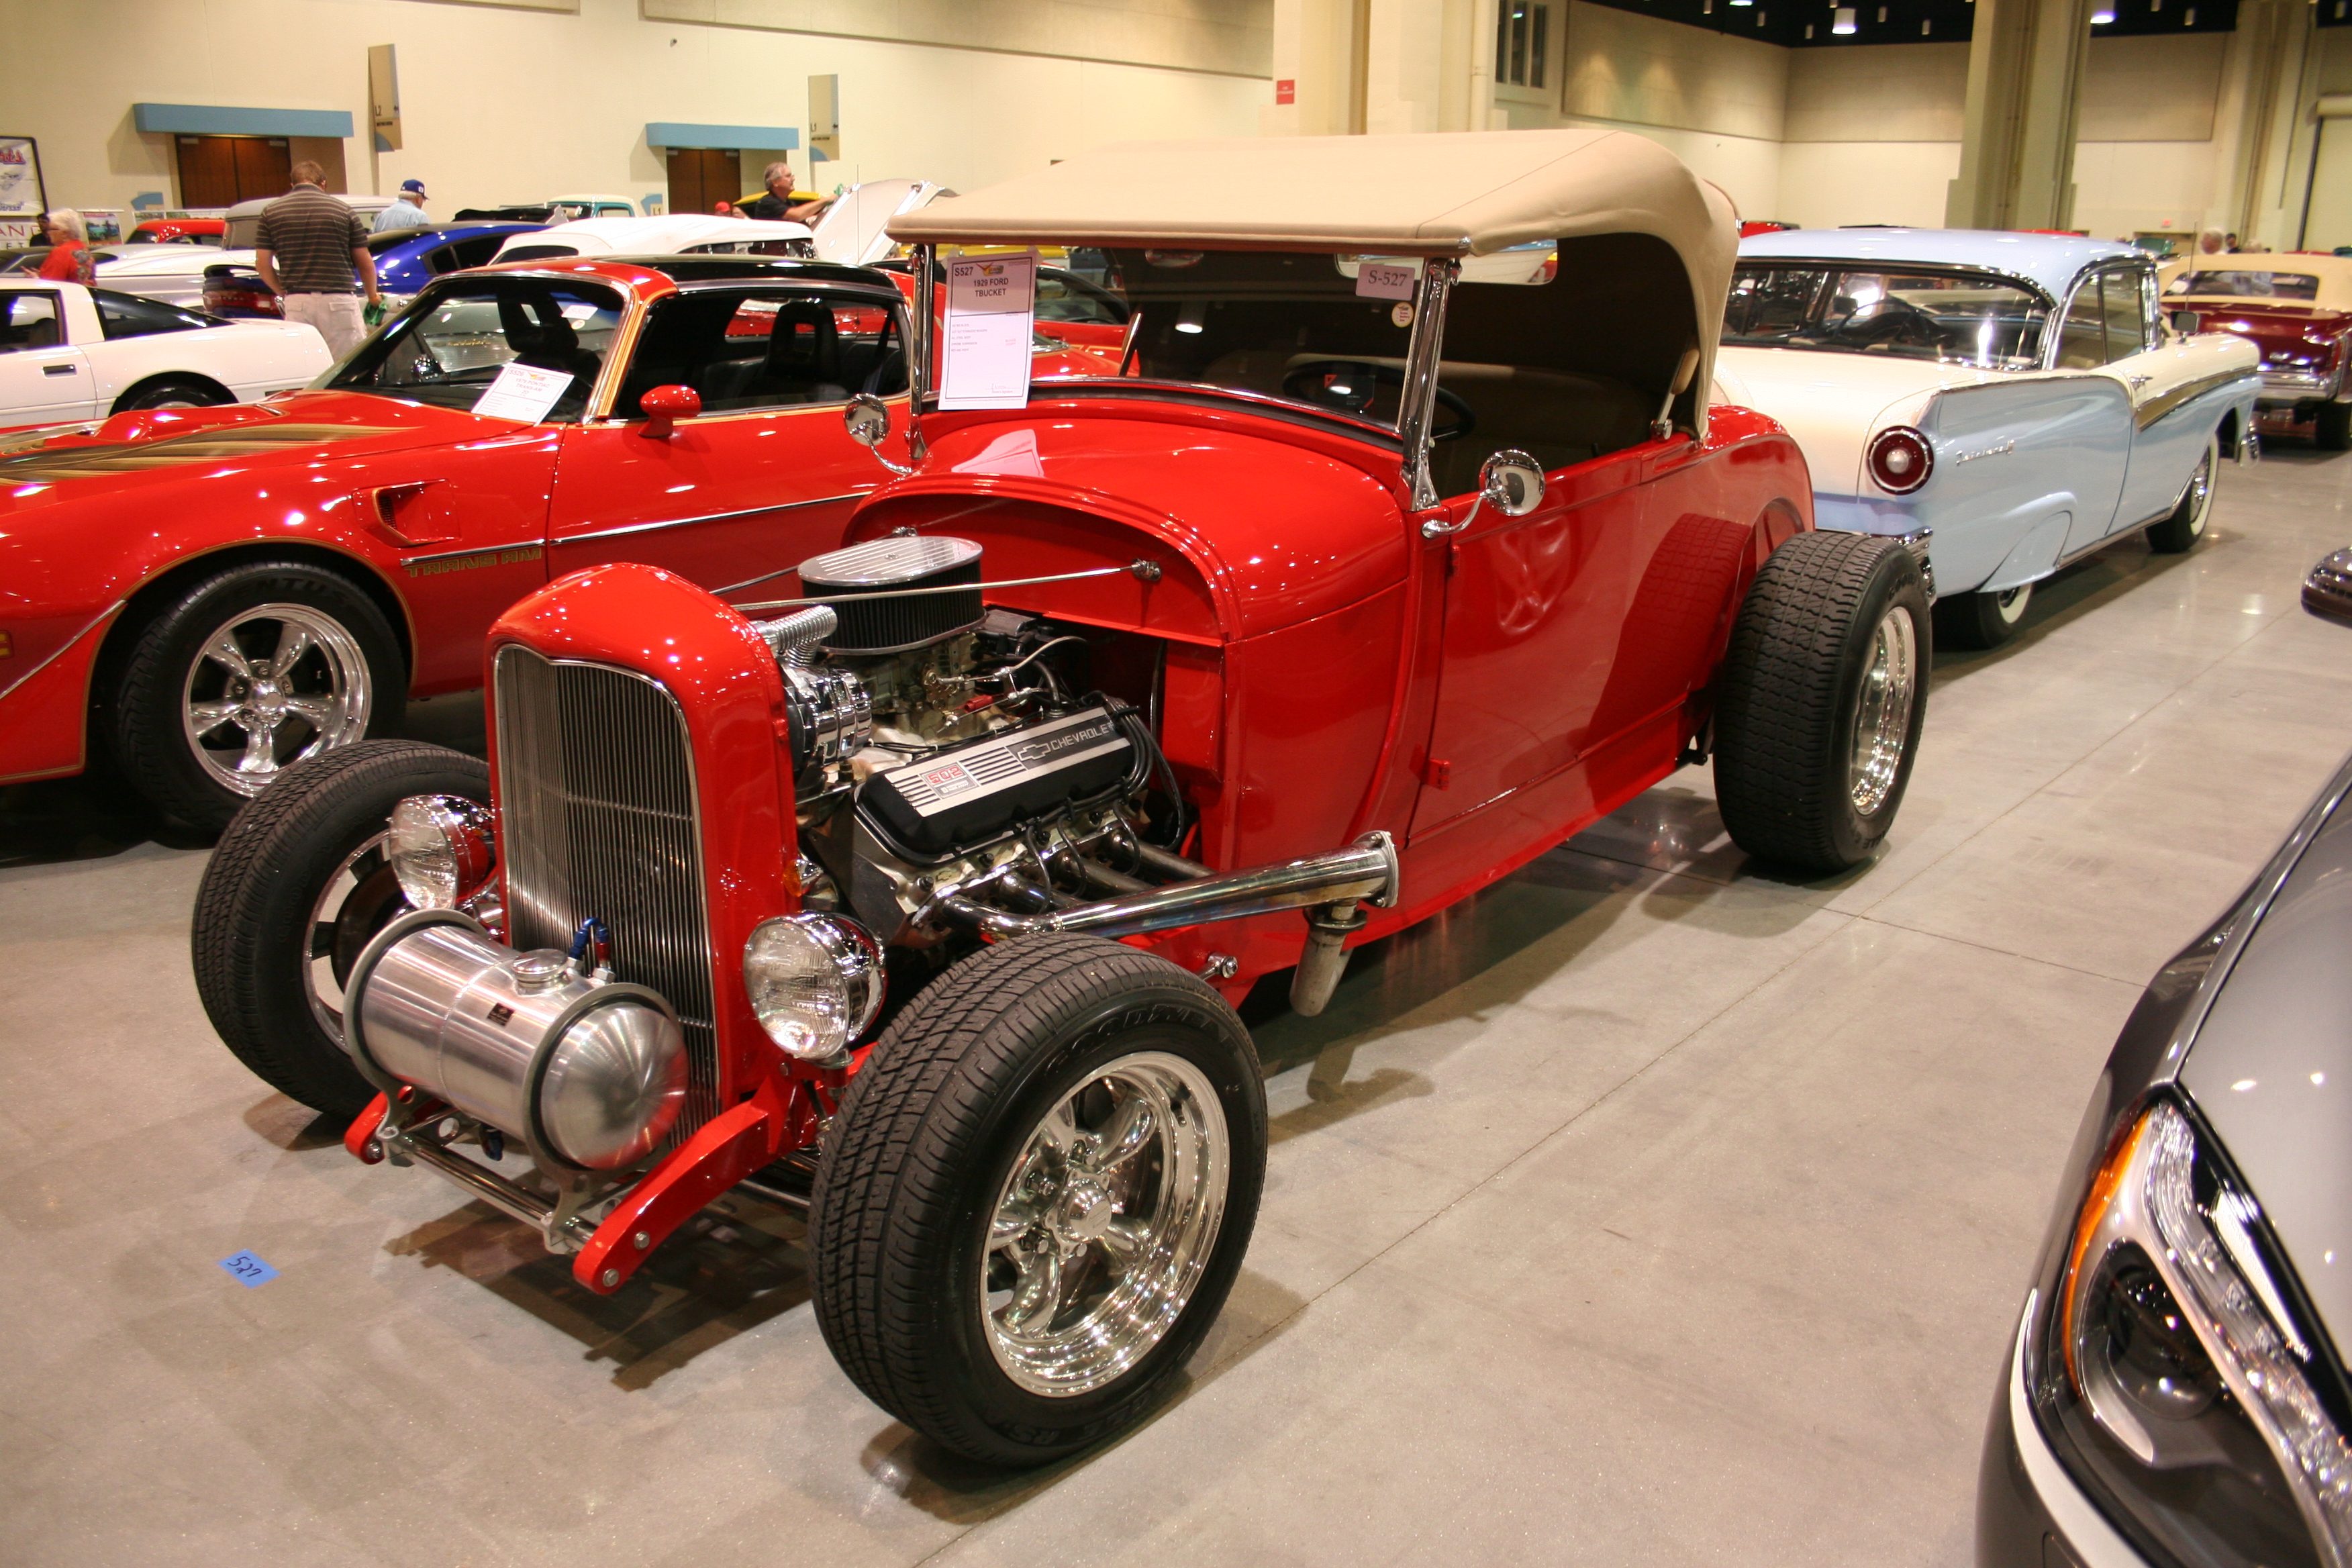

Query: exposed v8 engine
756;534;1167;943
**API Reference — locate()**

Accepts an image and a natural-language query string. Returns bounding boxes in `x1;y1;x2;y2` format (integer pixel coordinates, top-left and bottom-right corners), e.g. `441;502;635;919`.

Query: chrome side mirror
1422;449;1545;538
843;393;912;477
2170;309;2202;336
1481;450;1545;516
2304;548;2352;626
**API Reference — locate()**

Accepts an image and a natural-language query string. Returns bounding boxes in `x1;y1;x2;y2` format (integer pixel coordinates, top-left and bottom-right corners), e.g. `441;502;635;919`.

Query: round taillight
1867;426;1934;495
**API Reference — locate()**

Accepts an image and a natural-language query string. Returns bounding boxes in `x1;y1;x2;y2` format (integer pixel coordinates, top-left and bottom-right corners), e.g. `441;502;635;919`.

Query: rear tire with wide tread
1712;530;1930;875
109;558;403;832
192;738;487;1120
810;932;1267;1467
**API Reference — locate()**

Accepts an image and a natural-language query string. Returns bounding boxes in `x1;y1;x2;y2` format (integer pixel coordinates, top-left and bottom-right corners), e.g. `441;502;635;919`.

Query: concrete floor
7;443;2352;1567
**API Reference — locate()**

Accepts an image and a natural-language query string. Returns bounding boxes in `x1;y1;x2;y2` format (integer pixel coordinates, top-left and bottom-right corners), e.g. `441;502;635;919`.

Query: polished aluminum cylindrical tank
346;910;687;1171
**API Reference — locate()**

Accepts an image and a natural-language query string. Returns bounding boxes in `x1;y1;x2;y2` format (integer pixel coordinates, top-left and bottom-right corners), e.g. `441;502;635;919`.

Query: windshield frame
313;268;635;420
579;273;919;424
903;242;1455;502
1726;258;2063;372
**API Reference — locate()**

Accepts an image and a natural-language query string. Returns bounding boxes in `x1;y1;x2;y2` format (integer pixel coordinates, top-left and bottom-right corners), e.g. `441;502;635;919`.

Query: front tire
2145;434;2218;553
1932;580;2035;651
1712;530;1930;875
810;933;1267;1466
192;738;488;1120
108;558;403;830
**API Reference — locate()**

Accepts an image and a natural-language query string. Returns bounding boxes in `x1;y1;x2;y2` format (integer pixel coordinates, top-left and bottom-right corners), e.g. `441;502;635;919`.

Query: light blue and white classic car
1711;230;2261;646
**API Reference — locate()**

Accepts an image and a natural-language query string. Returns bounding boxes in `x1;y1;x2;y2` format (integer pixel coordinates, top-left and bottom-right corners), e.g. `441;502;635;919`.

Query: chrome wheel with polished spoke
303;830;412;1042
183;602;373;798
981;1050;1229;1396
1847;605;1918;817
811;932;1267;1466
109;559;403;830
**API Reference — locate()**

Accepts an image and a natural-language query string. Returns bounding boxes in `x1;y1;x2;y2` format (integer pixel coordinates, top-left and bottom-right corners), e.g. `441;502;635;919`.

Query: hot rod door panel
1412;438;1738;840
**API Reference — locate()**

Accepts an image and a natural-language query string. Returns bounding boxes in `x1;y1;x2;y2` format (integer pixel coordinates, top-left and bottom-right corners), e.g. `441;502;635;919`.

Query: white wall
5;0;1273;216
1776;142;1964;229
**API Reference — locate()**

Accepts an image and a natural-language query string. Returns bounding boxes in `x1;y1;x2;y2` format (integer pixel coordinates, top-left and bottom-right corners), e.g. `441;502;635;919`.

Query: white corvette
0;279;330;427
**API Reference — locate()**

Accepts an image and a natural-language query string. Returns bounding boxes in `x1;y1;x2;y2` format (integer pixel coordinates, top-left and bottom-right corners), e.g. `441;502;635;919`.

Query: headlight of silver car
387;794;495;909
2037;1097;2352;1567
742;912;885;1063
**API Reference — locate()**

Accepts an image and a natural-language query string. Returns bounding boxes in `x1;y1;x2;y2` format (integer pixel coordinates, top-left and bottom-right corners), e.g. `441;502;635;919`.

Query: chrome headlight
742;912;885;1063
2038;1098;2352;1566
387;795;495;909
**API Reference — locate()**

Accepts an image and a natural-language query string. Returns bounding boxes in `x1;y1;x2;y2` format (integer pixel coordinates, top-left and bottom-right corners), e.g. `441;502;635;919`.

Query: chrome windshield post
908;242;936;464
1397;256;1458;512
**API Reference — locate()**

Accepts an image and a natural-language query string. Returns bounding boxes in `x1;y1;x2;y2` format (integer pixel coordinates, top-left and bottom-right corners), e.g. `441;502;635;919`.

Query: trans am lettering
404;545;543;577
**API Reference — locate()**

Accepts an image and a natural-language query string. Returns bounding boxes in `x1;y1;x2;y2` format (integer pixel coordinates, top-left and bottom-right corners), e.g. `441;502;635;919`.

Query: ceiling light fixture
1832;5;1857;30
2091;2;2115;17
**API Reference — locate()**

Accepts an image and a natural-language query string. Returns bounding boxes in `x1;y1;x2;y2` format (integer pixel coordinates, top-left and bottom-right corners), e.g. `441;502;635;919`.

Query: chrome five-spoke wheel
1849;604;1918;818
982;1050;1230;1396
183;602;374;798
810;933;1267;1465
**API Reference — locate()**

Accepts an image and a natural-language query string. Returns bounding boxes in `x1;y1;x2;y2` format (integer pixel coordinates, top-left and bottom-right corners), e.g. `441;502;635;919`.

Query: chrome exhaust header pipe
936;830;1399;948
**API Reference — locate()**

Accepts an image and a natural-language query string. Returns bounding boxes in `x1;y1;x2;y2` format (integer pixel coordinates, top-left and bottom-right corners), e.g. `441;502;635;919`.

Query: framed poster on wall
0;136;46;248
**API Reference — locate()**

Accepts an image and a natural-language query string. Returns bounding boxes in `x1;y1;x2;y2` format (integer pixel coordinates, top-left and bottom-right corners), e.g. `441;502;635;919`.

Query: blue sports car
1712;230;2262;647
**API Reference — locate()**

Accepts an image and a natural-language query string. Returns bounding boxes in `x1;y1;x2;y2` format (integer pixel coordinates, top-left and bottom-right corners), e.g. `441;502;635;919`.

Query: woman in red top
36;211;95;285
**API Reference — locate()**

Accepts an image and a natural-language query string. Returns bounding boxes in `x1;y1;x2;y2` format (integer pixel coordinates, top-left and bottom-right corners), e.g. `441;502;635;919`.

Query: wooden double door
175;136;291;208
667;147;739;217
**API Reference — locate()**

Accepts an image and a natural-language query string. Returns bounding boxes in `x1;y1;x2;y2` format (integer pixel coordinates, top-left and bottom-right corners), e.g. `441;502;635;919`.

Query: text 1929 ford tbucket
195;130;1932;1464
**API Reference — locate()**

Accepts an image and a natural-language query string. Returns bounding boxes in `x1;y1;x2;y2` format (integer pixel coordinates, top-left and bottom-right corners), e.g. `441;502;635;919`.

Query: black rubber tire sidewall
109;559;405;832
117;379;230;412
1932;583;2027;651
191;738;487;1120
2146;436;2219;554
810;934;1267;1466
2318;403;2352;452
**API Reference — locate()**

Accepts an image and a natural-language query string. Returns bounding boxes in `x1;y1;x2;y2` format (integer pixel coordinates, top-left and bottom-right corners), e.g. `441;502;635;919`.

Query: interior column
1945;0;2098;231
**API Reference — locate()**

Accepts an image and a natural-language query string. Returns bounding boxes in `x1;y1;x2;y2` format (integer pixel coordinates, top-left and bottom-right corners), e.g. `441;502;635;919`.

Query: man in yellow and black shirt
255;162;382;359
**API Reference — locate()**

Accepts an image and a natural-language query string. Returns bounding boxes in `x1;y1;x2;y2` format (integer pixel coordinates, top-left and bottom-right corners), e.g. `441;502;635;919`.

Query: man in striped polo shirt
254;162;382;360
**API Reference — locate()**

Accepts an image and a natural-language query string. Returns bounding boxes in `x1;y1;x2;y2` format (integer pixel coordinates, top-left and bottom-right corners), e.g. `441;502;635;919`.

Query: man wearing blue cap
372;179;431;234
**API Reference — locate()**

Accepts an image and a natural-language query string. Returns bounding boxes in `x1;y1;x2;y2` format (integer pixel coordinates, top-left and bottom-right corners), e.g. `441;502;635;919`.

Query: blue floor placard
217;1251;278;1288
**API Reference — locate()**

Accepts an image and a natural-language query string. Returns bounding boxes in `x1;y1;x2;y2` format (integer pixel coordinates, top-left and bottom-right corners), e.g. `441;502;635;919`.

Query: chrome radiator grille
493;645;720;1134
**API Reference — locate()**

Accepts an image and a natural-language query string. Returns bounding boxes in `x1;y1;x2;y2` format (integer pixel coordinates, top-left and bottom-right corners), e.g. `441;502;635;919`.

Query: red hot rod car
0;256;932;828
196;130;1930;1464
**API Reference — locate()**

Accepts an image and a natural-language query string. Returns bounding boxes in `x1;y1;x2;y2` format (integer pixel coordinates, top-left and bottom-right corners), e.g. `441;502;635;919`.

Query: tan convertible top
893;129;1738;428
891;128;1724;258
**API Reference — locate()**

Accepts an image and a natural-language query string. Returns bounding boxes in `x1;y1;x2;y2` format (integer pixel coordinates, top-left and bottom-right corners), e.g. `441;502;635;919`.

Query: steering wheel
1280;359;1476;441
1827;298;1957;352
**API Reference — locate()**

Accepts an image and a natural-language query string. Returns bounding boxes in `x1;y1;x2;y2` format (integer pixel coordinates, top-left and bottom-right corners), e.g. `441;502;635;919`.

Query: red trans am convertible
197;131;1930;1463
1;254;977;828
